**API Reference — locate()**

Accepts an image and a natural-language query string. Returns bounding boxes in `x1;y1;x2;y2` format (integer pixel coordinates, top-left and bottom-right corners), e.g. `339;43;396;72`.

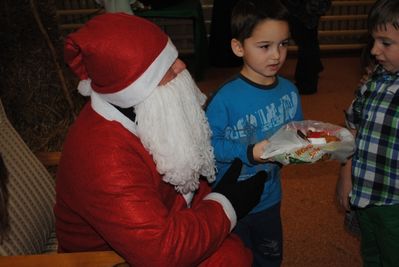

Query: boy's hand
336;159;353;211
253;139;270;162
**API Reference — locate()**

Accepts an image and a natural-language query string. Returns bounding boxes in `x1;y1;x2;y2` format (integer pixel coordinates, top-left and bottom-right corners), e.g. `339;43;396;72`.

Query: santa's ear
231;39;244;57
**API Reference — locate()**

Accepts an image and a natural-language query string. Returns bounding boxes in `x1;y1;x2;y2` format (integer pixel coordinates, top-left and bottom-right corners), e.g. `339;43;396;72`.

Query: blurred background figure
282;0;331;95
208;0;242;67
95;0;134;14
95;0;184;14
139;0;183;9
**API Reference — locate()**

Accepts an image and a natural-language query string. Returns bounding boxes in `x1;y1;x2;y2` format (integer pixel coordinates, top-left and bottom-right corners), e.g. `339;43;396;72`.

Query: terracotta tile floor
197;55;363;267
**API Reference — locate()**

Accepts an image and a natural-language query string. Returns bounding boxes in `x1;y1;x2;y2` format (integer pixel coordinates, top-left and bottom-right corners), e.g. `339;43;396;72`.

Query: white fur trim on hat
93;39;178;108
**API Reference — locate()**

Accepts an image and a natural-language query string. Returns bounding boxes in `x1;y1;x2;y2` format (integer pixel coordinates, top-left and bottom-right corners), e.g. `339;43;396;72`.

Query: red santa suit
54;13;252;267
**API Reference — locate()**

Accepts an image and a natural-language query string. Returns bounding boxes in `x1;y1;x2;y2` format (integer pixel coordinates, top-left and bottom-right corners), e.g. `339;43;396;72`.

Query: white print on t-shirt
226;92;300;141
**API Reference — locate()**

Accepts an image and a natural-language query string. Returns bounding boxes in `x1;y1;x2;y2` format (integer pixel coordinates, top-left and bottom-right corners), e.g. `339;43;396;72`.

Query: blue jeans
233;202;282;267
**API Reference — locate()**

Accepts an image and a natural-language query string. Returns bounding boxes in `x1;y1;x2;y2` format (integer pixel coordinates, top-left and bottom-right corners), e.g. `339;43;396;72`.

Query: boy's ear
231;38;244;57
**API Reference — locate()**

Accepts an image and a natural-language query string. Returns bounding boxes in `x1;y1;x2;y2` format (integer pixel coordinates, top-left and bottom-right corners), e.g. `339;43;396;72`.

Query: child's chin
387;66;399;73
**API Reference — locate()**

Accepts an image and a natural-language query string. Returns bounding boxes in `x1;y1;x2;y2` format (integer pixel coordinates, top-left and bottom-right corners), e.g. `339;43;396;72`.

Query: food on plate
305;129;341;144
261;120;355;165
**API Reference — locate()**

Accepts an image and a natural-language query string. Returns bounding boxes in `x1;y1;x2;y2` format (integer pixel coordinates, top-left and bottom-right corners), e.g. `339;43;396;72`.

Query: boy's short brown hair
231;0;290;43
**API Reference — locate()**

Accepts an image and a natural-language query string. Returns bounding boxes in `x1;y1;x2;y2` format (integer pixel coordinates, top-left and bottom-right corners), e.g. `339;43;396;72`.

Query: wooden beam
320;43;366;51
288;43;366;52
56;9;103;16
321;14;368;21
319;29;368;37
331;1;375;7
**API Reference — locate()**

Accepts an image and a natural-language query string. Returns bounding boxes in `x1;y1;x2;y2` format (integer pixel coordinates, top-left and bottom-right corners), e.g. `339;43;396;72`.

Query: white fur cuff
204;192;237;231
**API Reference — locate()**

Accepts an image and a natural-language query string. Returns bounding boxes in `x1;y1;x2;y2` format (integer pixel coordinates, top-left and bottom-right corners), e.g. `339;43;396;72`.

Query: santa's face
134;69;216;194
158;59;187;86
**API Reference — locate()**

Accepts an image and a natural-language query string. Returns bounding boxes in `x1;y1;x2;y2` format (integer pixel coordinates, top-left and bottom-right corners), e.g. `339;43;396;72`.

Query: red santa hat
64;12;178;108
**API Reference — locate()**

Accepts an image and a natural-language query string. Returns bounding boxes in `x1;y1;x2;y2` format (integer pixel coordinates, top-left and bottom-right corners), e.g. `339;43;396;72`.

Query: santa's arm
77;148;240;267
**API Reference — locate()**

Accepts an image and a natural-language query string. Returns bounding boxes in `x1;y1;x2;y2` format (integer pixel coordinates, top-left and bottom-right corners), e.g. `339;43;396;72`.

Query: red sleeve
64;136;238;267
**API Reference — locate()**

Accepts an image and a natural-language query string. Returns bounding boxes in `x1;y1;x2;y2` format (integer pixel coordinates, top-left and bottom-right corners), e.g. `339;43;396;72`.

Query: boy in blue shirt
205;0;304;266
336;0;399;266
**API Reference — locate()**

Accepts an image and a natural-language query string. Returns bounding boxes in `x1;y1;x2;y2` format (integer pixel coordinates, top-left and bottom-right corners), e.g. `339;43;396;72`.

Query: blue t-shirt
206;74;304;213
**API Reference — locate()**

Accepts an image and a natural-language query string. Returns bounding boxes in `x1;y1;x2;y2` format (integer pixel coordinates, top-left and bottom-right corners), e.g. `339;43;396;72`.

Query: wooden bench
0;250;126;267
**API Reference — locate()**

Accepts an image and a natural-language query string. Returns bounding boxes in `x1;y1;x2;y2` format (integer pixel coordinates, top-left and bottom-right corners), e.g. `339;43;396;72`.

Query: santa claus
55;13;266;266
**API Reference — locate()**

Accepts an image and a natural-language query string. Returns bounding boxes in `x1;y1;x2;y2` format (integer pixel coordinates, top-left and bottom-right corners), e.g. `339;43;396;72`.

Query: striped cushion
0;99;56;255
43;231;58;254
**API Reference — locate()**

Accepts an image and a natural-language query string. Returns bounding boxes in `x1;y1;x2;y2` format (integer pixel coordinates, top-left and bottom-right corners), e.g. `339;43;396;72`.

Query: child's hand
336;159;353;211
253;139;270;162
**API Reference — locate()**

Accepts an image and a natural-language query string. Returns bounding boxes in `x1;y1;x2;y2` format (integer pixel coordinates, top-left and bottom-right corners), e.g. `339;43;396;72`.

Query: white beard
134;70;216;194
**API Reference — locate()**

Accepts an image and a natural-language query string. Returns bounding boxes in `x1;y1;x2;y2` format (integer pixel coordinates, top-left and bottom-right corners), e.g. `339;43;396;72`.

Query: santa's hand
213;158;268;219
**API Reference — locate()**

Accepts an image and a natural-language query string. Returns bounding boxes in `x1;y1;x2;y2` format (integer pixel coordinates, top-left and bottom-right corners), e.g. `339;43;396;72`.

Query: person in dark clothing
282;0;331;94
208;0;242;67
140;0;183;9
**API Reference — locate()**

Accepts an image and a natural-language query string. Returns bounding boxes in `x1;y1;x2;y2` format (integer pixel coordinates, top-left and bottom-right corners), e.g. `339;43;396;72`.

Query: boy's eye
280;40;289;47
382;41;392;46
260;44;270;49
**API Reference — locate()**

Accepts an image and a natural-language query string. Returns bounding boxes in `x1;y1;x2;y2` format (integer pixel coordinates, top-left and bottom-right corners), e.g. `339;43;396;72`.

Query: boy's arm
206;97;250;164
336;128;356;211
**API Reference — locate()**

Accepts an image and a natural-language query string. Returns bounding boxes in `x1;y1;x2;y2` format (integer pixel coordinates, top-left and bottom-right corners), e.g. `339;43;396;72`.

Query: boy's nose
271;48;281;60
370;42;380;56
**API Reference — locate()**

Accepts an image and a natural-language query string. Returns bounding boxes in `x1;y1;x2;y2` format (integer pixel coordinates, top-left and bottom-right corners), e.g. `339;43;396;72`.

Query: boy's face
371;23;399;73
231;19;290;85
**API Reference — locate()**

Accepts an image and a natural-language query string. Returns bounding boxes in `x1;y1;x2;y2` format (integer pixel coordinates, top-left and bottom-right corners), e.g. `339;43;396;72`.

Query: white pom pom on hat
77;79;92;96
64;12;178;108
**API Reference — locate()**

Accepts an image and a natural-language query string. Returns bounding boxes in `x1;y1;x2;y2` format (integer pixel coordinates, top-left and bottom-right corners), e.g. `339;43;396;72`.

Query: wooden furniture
0;251;126;267
55;0;375;55
315;0;374;51
135;0;208;80
55;0;208;80
55;0;103;33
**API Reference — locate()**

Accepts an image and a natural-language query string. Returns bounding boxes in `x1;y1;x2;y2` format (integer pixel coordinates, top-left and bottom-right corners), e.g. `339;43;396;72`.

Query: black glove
213;158;268;219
